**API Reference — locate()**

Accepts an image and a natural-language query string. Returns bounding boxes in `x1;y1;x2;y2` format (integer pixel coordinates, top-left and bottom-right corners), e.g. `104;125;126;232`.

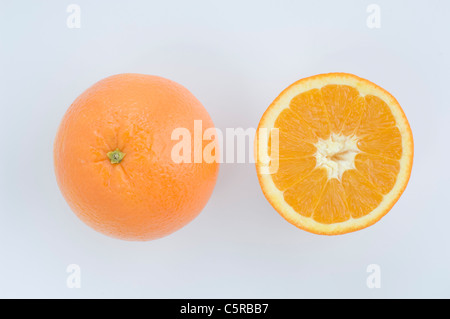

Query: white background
0;0;449;298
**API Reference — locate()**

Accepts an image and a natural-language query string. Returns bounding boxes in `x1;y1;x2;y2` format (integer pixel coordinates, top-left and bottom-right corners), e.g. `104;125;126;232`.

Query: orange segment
283;169;328;218
358;126;403;160
357;95;397;135
275;133;316;159
272;157;316;191
321;85;362;133
341;170;383;219
271;108;317;160
340;95;366;136
256;73;413;235
289;89;330;139
313;178;349;224
274;108;317;143
354;153;400;194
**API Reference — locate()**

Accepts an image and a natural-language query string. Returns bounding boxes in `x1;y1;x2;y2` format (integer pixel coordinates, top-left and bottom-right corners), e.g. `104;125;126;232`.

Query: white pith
314;133;359;180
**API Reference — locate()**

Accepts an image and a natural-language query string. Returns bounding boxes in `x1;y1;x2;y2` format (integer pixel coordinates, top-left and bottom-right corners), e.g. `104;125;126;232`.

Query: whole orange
54;74;219;241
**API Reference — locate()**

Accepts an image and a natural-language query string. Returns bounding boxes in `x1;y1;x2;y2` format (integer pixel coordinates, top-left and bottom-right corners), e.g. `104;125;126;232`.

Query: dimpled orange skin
54;74;219;241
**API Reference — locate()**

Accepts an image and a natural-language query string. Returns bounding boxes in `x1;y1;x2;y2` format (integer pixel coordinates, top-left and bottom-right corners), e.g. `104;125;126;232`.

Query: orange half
255;73;413;235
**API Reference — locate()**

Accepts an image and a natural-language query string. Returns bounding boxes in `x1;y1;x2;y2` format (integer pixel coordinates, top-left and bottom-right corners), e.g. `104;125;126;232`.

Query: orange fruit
54;74;219;241
255;73;413;235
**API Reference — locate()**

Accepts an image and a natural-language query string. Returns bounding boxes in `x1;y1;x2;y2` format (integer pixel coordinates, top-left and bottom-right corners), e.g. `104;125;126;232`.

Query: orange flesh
271;84;403;225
